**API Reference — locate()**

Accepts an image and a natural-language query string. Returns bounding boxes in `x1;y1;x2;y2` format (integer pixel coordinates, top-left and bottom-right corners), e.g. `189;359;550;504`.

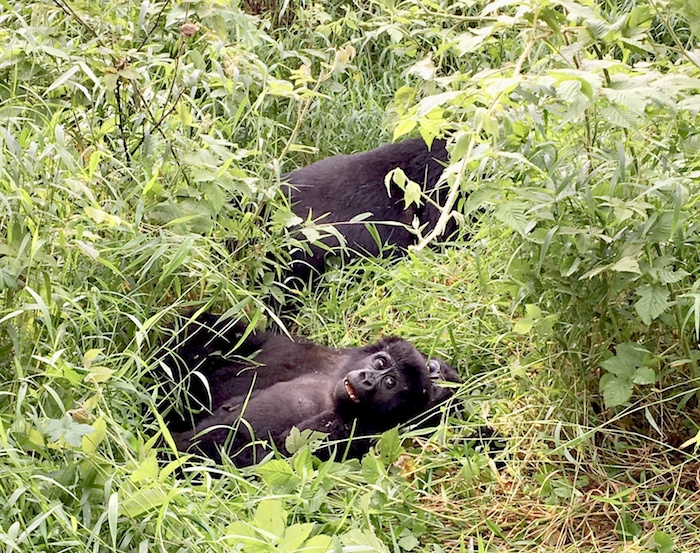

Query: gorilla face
334;345;435;425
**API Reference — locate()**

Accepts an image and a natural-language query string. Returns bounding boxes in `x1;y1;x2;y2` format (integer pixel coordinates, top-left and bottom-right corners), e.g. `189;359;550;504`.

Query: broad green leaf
341;529;390;553
253;499;287;537
377;428;403;464
130;452;159;483
601;356;635;378
600;374;633;408
633;367;656;385
611;256;642;274
43;416;95;447
302;535;334;553
225;521;260;547
634;284;671;325
393;119;417;140
601;343;650;377
493;200;530;236
120;486;169;518
280;523;315;553
256;460;299;491
83;417;106;453
513;318;535;334
654;530;675;553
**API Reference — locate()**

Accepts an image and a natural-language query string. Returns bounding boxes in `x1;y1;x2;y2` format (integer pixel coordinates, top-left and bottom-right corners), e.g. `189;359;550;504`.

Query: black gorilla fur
283;138;452;279
164;314;461;466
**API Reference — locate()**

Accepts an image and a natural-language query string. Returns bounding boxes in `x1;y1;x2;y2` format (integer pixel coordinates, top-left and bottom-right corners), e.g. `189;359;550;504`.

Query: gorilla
162;314;461;466
283;138;452;279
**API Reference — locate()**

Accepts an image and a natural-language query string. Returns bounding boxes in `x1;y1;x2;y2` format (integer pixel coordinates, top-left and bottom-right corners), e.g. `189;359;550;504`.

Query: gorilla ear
427;359;443;379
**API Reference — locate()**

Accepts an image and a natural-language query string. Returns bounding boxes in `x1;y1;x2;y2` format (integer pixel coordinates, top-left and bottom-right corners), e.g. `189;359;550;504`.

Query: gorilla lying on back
164;314;461;466
283;138;452;279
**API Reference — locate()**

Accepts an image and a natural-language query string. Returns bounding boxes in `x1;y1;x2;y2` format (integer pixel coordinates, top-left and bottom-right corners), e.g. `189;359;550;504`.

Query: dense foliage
1;0;700;551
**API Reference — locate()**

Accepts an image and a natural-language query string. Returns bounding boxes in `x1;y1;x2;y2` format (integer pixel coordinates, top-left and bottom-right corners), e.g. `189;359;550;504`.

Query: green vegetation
2;0;700;550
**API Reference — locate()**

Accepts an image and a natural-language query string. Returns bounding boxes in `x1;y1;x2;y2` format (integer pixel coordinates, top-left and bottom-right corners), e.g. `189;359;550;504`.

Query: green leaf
610;256;642;274
280;523;315;553
398;530;420;551
341;529;390;553
654;530;674;553
225;521;259;547
130;452;159;483
120;487;169;518
255;460;300;492
600;374;633;408
377;428;404;464
43;415;95;447
634;284;671;325
601;343;650;377
633;366;656;385
513;318;535;334
393;119;417;140
285;426;328;455
493;200;531;236
403;179;422;208
83;417;106;453
302;535;334;553
253;499;287;537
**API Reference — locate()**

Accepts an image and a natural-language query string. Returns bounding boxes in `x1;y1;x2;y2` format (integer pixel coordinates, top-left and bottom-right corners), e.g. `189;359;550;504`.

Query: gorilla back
162;314;461;466
283;138;452;279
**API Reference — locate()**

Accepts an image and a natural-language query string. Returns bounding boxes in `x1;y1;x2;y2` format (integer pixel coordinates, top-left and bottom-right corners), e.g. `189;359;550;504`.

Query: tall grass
2;0;700;551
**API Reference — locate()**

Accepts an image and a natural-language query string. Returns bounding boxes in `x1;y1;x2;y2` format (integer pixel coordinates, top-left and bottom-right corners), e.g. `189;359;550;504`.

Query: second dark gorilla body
165;315;461;466
283;138;451;279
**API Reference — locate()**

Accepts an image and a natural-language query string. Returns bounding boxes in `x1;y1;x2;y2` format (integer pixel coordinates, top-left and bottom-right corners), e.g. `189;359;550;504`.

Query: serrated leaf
493;200;531;236
600;105;639;129
377;428;403;464
43;415;95;447
601;355;636;378
285;426;328;454
253;499;287;537
610;256;642;274
633;366;656;385
255;459;297;490
634;284;671;325
280;523;315;553
601;374;633;408
130;452;159;483
601;343;650;377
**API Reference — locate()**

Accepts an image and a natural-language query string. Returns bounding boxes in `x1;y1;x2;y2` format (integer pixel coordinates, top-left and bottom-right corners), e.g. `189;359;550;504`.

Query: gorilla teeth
344;379;360;403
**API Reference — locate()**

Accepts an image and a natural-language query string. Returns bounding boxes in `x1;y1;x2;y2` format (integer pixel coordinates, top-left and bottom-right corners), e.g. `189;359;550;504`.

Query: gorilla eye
383;375;396;388
427;359;442;378
373;354;389;370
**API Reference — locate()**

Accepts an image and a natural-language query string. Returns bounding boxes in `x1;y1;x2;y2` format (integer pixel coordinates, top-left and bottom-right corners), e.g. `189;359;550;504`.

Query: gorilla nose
357;370;376;389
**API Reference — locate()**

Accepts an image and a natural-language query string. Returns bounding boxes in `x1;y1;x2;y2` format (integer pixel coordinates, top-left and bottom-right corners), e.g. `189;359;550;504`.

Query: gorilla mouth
344;379;360;403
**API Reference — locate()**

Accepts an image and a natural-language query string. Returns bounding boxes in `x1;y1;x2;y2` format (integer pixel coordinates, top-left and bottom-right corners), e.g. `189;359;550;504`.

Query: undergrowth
2;0;700;551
